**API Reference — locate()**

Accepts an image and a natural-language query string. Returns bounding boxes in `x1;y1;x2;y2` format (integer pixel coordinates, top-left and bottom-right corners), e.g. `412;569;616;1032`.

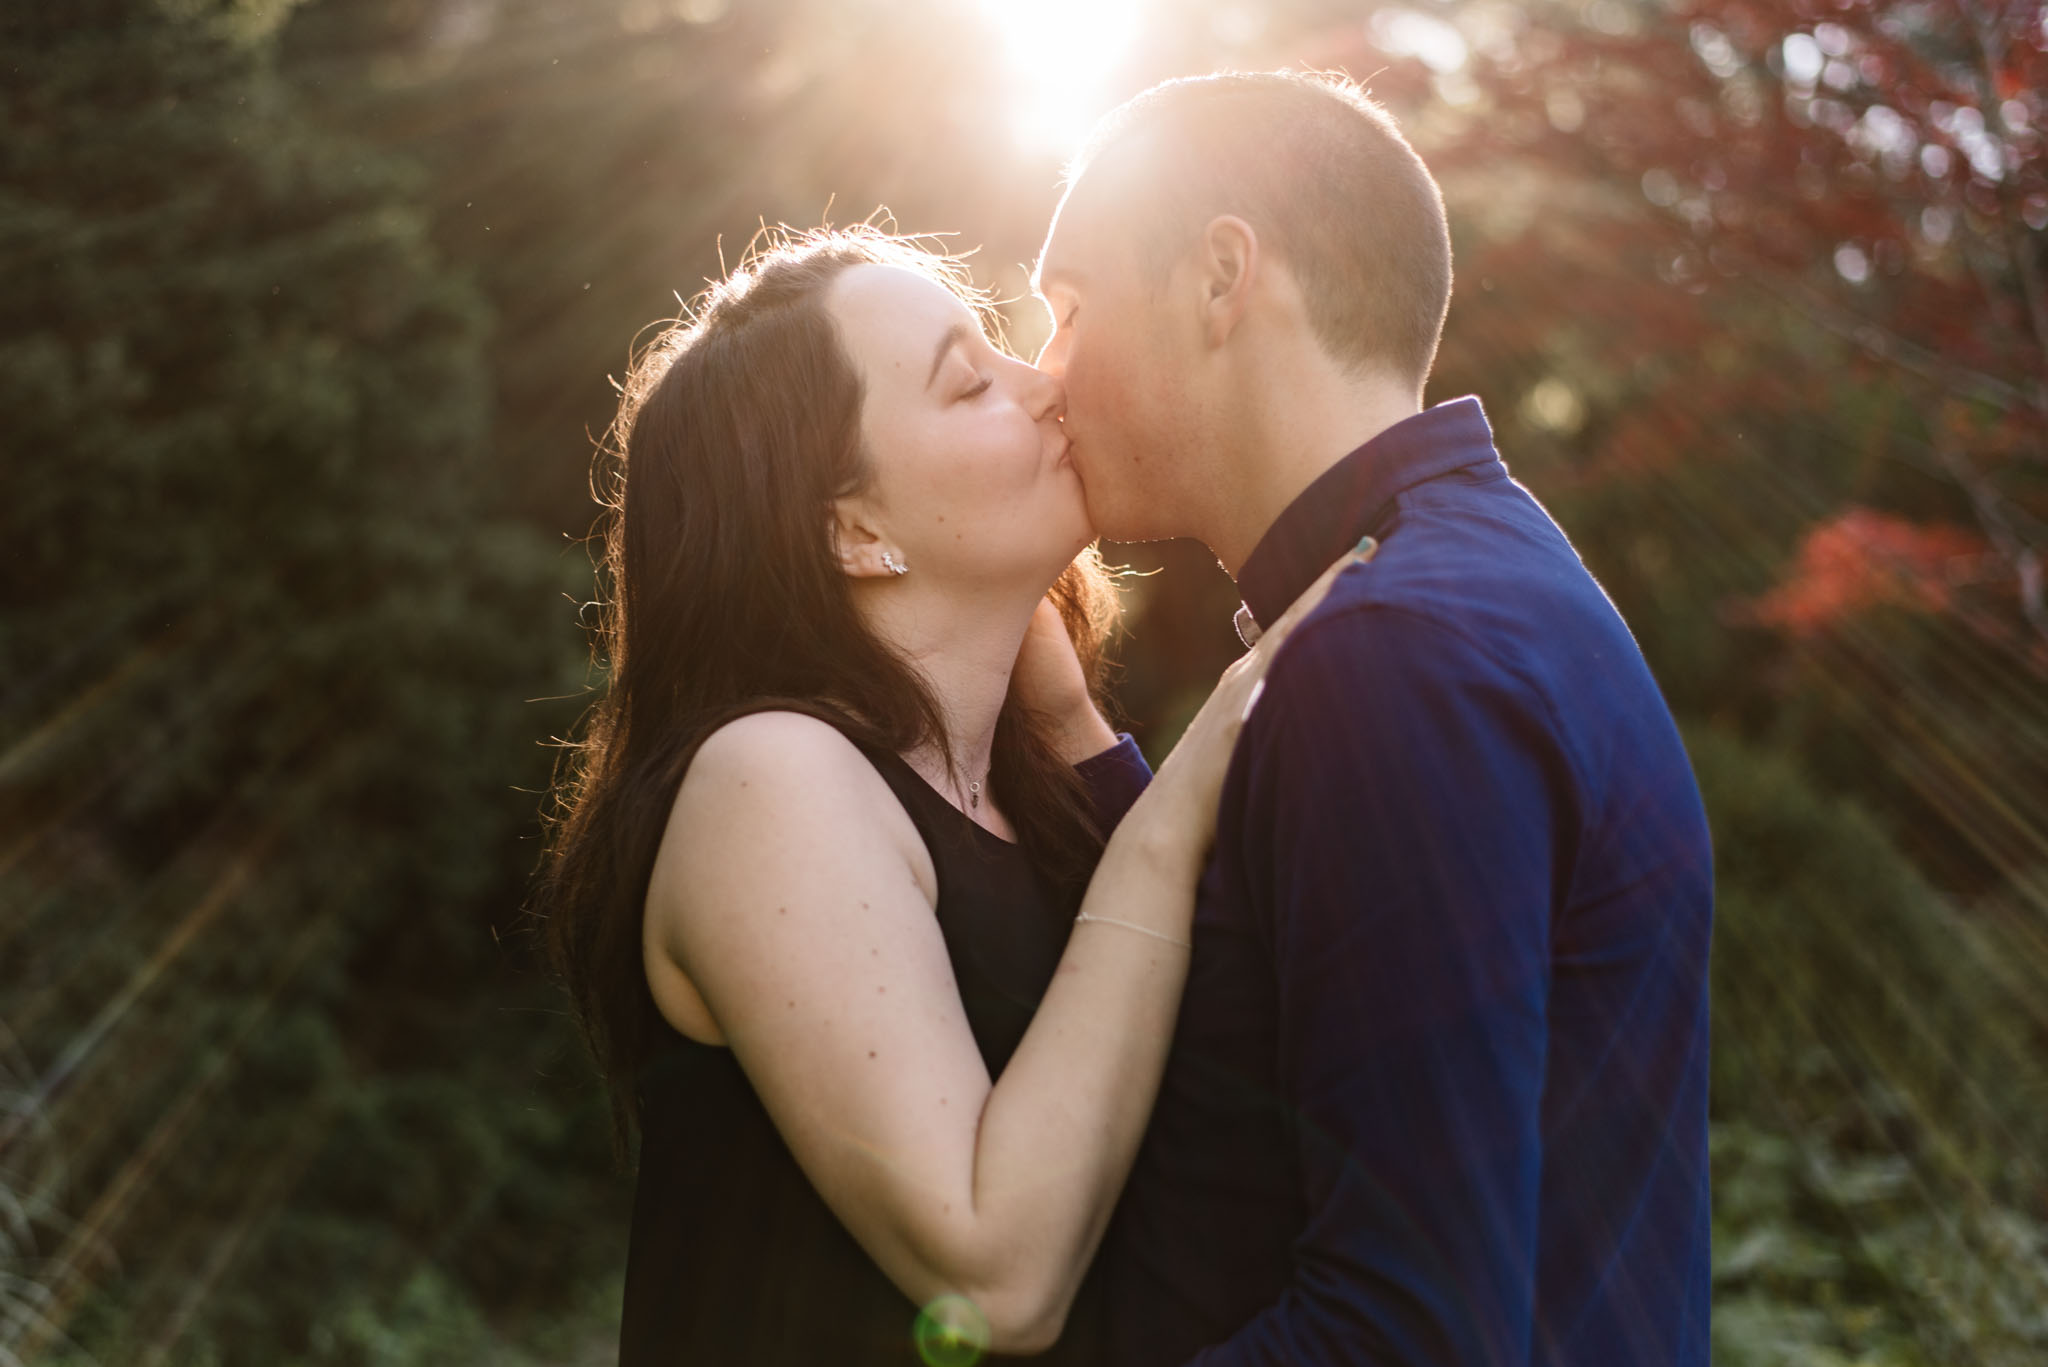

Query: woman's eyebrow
925;322;972;391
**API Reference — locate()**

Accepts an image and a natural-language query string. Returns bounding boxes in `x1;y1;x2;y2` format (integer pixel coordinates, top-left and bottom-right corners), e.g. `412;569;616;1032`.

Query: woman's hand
1011;597;1118;763
1139;537;1381;857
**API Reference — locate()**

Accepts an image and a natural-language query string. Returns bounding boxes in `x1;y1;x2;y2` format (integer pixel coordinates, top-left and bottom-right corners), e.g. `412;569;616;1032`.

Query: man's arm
1190;606;1567;1366
1076;731;1152;833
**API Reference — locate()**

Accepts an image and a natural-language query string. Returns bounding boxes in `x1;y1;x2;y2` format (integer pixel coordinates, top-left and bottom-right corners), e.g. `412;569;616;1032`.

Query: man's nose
1035;327;1067;379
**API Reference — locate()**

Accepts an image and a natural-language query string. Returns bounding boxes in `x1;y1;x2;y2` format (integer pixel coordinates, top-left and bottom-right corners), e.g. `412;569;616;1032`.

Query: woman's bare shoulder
653;710;931;916
689;708;870;778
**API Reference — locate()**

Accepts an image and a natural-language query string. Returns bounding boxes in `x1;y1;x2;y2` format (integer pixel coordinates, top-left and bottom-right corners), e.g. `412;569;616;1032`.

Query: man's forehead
1033;184;1111;295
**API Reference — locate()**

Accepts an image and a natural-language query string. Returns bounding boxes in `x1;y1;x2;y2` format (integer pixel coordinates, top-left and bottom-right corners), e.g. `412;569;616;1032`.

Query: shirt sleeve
1074;731;1152;836
1188;606;1565;1366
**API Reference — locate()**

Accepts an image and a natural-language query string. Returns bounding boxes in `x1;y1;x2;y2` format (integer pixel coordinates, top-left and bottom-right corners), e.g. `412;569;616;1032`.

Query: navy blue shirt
1103;398;1713;1366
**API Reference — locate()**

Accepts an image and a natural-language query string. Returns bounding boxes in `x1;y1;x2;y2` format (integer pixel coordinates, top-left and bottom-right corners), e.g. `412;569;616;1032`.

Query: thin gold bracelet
1074;911;1193;950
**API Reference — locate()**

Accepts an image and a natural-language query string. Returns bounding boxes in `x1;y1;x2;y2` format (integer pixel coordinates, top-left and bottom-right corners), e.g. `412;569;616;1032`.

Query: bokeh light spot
1782;33;1824;88
1525;377;1586;435
1833;242;1871;285
914;1292;991;1367
1368;8;1470;74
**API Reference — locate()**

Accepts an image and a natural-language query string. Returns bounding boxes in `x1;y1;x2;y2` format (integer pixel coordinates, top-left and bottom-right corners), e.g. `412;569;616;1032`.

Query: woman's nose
1025;363;1066;423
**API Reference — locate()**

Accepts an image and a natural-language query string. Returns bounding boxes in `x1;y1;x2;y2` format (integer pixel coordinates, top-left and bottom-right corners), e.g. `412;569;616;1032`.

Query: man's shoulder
1298;487;1643;681
1254;590;1534;769
1378;479;1603;602
1251;505;1660;782
1267;545;1539;702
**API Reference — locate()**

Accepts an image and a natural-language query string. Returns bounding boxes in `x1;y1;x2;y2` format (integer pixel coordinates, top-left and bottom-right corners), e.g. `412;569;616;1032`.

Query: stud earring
881;552;909;576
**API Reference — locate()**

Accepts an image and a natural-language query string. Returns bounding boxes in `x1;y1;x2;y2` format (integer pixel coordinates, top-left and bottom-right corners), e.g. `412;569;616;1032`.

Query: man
1034;72;1713;1365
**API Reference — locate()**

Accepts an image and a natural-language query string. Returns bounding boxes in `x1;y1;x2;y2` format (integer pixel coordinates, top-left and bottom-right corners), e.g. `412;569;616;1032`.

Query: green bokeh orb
913;1293;991;1367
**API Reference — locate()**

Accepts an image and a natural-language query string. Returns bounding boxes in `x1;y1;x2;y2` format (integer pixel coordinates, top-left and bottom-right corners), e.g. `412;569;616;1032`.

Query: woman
536;226;1358;1363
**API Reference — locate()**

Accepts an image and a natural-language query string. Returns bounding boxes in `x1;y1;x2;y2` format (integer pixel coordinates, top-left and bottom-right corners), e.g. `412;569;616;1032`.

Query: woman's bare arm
646;547;1368;1351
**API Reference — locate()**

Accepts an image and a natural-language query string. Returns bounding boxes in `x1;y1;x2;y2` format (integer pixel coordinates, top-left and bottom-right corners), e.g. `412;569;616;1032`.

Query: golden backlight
972;0;1146;155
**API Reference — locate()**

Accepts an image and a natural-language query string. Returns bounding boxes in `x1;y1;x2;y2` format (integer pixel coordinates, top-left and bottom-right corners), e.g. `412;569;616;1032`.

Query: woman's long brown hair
534;227;1120;1156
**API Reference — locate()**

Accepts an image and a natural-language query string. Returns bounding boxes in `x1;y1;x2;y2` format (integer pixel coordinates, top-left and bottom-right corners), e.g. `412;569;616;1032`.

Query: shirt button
1233;604;1264;648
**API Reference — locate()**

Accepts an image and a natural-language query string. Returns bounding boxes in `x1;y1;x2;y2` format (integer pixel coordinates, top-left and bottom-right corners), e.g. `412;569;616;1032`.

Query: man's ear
830;496;899;580
1195;214;1258;349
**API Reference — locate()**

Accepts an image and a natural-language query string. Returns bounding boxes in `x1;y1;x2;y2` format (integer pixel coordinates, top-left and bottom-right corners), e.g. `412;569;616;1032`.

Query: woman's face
826;263;1091;592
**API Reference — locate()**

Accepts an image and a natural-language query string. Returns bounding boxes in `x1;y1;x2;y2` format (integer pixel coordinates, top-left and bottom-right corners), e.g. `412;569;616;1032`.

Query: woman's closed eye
959;374;993;401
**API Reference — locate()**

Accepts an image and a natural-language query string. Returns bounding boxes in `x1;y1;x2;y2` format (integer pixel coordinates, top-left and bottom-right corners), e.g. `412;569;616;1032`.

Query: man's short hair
1069;71;1452;390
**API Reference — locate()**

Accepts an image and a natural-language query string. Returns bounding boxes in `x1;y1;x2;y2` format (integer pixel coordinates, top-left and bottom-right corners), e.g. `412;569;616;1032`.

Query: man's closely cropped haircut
1071;71;1453;391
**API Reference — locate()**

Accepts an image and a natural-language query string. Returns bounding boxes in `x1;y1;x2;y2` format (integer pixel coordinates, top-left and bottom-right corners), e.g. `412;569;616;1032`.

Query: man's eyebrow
1031;260;1082;296
926;322;971;390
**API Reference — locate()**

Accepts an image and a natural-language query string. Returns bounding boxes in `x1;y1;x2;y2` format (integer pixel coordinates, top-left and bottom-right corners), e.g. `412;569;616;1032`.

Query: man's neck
1207;371;1421;579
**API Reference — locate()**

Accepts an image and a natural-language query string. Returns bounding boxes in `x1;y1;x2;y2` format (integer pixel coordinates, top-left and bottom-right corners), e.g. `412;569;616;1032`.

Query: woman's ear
830;497;902;580
1195;214;1258;350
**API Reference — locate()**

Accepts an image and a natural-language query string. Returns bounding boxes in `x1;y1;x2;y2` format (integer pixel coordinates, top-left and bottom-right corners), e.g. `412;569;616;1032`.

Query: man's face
1033;182;1196;543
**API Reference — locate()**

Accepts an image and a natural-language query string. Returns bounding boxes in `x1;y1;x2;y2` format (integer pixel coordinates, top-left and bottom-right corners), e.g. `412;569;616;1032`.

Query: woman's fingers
1254;535;1379;661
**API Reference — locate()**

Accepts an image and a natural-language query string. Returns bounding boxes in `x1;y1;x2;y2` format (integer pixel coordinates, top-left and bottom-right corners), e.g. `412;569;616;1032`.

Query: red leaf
1743;508;1989;631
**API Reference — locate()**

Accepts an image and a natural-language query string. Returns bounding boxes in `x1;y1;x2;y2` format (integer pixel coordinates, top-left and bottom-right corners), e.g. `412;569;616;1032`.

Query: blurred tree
1451;0;2043;635
0;1;616;1361
1312;0;2048;896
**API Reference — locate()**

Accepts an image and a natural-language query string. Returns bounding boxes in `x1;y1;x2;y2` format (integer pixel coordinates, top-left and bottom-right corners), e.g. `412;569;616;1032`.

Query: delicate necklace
923;748;987;813
955;757;988;811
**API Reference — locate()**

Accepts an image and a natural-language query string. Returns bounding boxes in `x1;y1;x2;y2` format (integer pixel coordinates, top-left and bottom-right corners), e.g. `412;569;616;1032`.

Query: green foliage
0;2;610;1361
1709;1122;2048;1366
1694;725;2048;1172
1692;725;2048;1364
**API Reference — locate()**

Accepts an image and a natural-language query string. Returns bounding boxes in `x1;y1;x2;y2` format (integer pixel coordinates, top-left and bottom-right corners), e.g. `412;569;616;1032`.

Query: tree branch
1922;400;2048;644
1733;252;2048;423
1962;0;2048;387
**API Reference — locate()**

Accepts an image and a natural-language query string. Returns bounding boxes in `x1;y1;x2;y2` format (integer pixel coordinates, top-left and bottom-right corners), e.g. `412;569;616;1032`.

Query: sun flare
973;0;1146;155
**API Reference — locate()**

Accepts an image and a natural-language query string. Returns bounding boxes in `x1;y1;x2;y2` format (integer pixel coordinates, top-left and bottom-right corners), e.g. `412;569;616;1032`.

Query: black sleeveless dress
617;735;1148;1365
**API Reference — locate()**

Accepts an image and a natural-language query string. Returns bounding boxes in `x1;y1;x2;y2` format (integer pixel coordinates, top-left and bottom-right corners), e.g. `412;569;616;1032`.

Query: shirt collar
1235;396;1499;634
